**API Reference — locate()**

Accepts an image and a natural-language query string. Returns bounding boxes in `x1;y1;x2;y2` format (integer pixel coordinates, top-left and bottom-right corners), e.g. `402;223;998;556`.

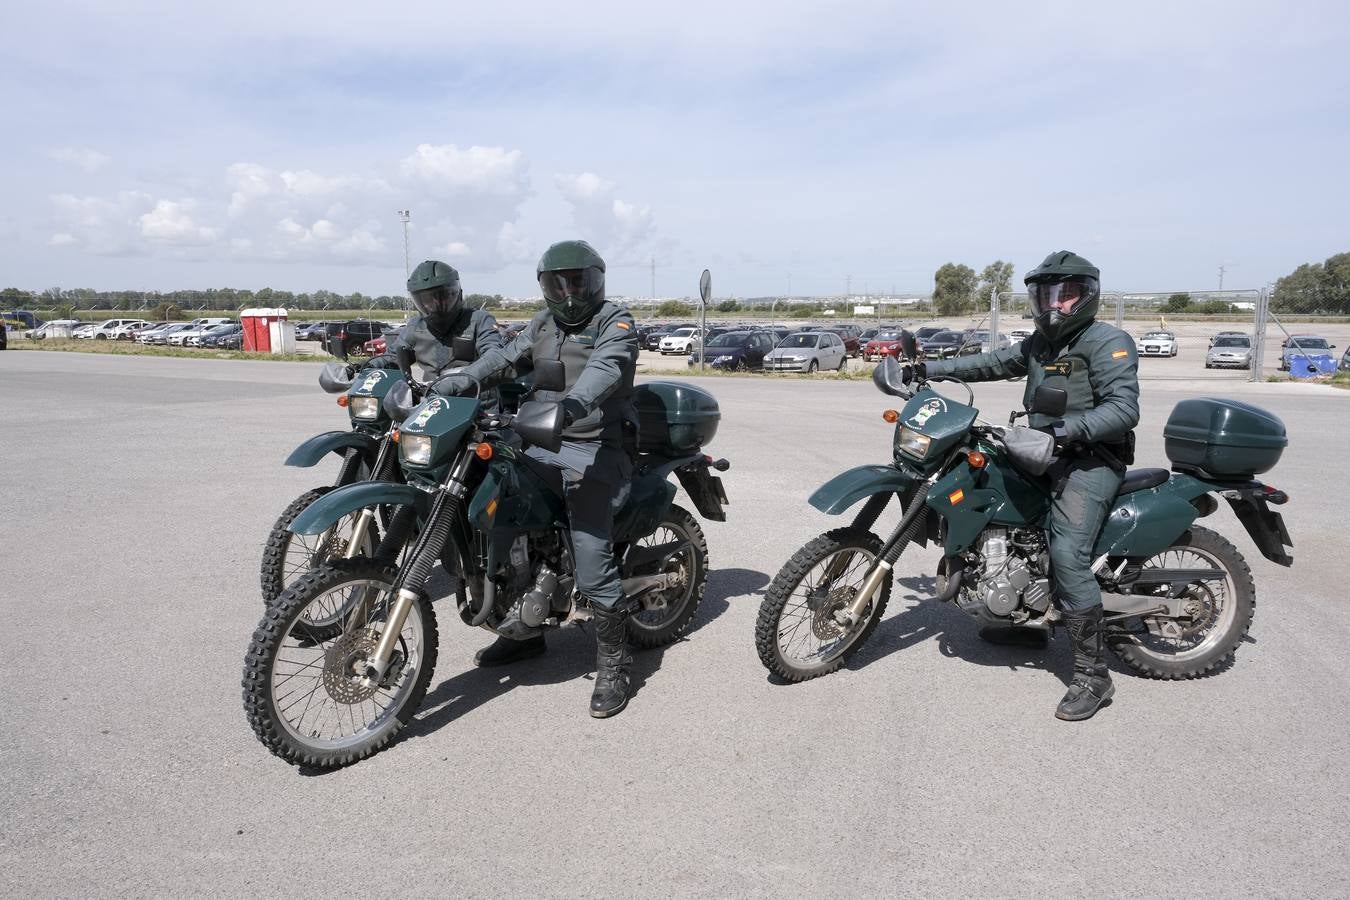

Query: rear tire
755;528;890;682
1108;525;1255;679
627;504;708;649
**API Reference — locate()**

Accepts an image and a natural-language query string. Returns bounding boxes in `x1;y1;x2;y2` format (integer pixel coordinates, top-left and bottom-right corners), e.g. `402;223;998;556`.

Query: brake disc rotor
811;586;854;640
322;629;381;704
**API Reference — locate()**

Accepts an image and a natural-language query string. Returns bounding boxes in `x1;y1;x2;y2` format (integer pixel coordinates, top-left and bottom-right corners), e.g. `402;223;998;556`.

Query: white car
136;323;179;344
71;323;100;339
25;319;83;339
763;331;848;373
1138;330;1178;358
168;318;234;347
110;320;153;340
658;327;700;355
82;318;145;340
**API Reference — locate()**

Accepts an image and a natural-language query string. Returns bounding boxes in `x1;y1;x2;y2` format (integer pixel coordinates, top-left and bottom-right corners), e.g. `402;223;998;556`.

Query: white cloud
445;241;472;257
400;144;528;197
139;200;219;245
555;172;656;259
48;233;77;246
49;147;110;172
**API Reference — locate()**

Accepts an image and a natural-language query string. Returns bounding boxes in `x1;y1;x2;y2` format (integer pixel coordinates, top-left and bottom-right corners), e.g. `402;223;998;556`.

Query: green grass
11;339;335;364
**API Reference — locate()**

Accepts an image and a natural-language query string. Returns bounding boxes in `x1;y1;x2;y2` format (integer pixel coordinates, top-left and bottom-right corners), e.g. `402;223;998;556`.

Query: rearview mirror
872;356;910;398
532;358;566;393
513;400;563;452
318;362;354;394
898;329;918;361
382;381;417;422
396;345;416;379
1032;385;1068;418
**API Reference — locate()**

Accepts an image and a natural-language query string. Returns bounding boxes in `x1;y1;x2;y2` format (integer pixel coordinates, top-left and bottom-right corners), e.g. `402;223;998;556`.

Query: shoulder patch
615;321;631;330
1112;349;1129;359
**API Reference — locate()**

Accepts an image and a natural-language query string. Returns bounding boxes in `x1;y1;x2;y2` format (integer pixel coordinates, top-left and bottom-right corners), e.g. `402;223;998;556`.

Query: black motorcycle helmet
407;259;463;333
537;240;605;328
1024;250;1100;342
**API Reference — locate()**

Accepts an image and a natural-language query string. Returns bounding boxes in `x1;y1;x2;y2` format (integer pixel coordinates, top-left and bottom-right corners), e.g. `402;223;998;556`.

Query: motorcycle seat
1116;467;1170;495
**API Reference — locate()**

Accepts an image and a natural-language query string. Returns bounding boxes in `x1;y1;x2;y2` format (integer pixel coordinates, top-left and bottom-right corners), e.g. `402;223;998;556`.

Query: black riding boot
979;625;1049;648
1056;606;1114;721
474;634;546;668
590;604;632;719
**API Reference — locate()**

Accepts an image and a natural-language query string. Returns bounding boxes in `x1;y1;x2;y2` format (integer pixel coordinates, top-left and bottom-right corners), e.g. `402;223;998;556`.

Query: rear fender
1093;473;1207;559
289;481;427;535
285;430;380;468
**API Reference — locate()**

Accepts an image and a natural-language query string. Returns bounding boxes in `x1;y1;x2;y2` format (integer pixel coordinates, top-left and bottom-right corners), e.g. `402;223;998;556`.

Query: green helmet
537;240;606;328
1024;250;1101;342
407;259;463;332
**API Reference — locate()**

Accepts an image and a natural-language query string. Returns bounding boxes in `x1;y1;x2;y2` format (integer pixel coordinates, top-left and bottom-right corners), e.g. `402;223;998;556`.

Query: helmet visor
410;285;460;319
539;267;604;305
1028;279;1095;316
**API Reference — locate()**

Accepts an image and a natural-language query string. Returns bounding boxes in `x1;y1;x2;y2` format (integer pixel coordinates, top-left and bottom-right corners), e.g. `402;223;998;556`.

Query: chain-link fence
1253;286;1349;380
992;289;1264;381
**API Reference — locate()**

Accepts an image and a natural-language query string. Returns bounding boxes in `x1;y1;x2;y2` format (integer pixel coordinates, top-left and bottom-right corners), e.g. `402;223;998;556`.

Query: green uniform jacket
455;302;639;444
925;320;1141;446
365;308;503;379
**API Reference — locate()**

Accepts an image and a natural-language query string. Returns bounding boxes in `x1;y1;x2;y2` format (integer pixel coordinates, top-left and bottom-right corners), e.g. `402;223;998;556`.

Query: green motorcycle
243;358;729;768
756;332;1292;683
258;363;405;607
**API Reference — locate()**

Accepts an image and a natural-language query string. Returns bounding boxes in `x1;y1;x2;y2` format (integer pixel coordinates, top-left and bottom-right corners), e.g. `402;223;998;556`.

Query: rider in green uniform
433;240;641;719
906;251;1140;721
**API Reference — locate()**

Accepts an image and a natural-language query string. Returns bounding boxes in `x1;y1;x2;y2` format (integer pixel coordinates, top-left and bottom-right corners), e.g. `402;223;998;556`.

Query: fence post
1114;292;1124;329
1251;288;1269;381
989;289;1000;348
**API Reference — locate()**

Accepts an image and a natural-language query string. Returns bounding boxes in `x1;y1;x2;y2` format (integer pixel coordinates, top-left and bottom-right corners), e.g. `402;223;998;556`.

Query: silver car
763;331;848;373
1205;335;1252;369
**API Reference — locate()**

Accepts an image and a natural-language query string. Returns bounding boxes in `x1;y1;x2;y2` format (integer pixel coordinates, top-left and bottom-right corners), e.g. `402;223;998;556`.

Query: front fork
838;478;932;627
336;437;396;561
360;446;475;685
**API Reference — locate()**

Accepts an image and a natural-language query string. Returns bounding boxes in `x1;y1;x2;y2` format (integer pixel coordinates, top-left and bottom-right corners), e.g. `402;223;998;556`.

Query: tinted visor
1028;278;1096;316
410;285;460;318
539;267;604;305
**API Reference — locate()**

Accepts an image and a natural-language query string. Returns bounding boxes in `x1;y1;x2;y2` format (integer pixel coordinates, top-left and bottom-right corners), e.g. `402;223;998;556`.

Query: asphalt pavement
2;351;1348;898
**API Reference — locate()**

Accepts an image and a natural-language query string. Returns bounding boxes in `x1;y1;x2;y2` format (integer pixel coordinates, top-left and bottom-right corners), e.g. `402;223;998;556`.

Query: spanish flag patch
1112;349;1129;359
615;321;631;330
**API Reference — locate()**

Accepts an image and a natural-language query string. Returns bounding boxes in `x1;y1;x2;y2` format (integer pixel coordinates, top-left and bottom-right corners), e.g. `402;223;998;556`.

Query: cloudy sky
4;1;1347;298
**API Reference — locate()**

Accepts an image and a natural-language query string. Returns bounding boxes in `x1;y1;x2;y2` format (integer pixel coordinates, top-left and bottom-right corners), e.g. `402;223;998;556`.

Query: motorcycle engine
968;527;1051;617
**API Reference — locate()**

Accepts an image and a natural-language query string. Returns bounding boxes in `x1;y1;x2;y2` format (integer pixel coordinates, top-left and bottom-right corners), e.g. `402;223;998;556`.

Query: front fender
290;481;427;535
808;464;919;515
285;430;380;468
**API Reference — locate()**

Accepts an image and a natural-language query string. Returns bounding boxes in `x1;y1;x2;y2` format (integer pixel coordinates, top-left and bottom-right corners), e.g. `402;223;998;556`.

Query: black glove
431;373;475;397
1035;421;1069;450
344;363;360;379
561;397;587;427
901;362;927;385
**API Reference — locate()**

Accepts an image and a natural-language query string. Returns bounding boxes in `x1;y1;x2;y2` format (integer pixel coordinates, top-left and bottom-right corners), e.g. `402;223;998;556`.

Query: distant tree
932;263;978;315
788;304;817;318
715;299;740;313
56;304;75;319
1273;253;1350;314
1164;293;1192;313
977;260;1016;301
153;302;185;321
658;300;693;316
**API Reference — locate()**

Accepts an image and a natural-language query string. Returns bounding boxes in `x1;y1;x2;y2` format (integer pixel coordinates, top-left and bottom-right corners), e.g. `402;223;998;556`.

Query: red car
362;336;386;356
862;329;905;361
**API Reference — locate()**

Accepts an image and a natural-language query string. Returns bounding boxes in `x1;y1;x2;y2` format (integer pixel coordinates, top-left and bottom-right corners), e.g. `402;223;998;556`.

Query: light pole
396;210;412;277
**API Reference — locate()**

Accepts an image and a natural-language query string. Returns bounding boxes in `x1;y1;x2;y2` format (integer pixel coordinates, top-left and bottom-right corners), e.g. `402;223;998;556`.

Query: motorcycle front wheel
626;504;708;649
242;560;438;769
1108;525;1256;679
755;527;890;682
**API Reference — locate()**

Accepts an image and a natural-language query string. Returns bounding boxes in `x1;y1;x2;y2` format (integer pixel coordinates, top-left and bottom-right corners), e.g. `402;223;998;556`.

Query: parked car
363;336;387;356
110;320;154;340
295;321;332;341
862;330;906;362
825;326;862;358
1138;330;1178;358
968;330;1011;353
82;318;146;340
1208;330;1246;348
323;320;385;358
763;331;848;373
686;330;778;370
217;330;244;350
175;319;238;347
70;323;100;339
143;322;193;345
921;330;981;361
197;323;244;348
659;327;701;355
1204;335;1253;369
1278;335;1336;371
1340;346;1350;372
644;323;694;350
25;319;83;339
767;327;793;345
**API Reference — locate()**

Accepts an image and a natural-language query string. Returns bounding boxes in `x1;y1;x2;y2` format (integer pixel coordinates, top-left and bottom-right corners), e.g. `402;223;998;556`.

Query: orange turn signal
882;409;899;423
391;428;400;443
967;451;987;469
475;442;494;461
337;395;349;407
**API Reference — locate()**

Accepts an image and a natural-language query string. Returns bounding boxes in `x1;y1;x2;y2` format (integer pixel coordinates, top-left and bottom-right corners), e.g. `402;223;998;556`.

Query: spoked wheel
626;504;708;649
755;527;890;682
1108;526;1255;679
242;560;438;768
259;485;380;611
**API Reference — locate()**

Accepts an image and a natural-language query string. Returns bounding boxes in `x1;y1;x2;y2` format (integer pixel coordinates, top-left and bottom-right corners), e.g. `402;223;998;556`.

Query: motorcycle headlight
349;396;381;420
896;426;933;459
400;433;433;466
